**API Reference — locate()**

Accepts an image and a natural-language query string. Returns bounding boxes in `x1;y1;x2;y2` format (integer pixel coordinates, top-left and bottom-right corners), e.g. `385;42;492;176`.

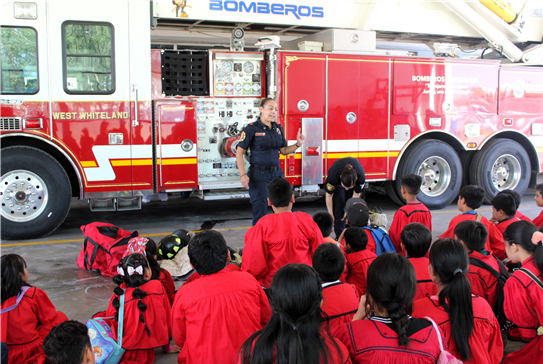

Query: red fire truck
2;0;543;240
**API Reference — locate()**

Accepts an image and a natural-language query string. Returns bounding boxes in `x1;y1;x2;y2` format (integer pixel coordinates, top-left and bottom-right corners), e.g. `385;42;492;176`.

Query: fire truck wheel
469;139;530;204
1;147;72;240
385;181;405;205
396;139;462;209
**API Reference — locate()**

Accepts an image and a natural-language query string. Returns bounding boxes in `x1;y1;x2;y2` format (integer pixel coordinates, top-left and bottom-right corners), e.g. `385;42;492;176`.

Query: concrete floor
3;176;541;363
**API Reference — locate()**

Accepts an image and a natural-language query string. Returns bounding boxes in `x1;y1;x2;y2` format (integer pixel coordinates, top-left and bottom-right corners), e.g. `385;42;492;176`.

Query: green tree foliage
1;27;38;93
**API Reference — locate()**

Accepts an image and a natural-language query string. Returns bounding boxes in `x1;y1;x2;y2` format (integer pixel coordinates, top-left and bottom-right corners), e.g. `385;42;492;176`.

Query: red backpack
77;222;138;276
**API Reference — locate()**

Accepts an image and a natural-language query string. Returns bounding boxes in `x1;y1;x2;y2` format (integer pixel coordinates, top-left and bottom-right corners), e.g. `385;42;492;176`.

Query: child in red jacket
498;190;532;222
455;220;503;313
93;253;172;364
173;230;272;364
532;183;543;228
242;178;324;288
343;227;377;296
491;194;520;244
389;174;432;254
440;185;505;260
1;254;68;364
401;223;437;301
312;243;359;331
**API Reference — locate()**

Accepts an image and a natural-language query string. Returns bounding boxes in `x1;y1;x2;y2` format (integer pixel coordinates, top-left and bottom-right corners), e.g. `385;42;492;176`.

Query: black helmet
158;230;190;260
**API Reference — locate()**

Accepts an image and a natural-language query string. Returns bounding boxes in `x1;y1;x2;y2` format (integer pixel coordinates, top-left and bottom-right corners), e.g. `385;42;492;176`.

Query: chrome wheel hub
491;154;521;191
1;170;48;222
417;156;451;197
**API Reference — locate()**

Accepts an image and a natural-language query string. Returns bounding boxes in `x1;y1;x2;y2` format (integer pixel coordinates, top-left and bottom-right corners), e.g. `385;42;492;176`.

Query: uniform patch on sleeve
240;131;246;141
326;183;335;192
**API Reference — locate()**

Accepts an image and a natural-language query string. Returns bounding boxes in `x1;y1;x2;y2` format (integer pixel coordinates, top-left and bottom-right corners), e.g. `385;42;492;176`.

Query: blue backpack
363;226;395;255
86;292;125;364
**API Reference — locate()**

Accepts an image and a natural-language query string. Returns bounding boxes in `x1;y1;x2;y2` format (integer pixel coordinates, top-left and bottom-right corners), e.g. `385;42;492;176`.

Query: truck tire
385;181;405;205
1;147;72;240
394;139;462;209
469;139;530;204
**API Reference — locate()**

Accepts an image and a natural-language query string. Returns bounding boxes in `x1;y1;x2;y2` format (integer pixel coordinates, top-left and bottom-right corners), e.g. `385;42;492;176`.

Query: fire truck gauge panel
213;57;262;97
196;99;259;186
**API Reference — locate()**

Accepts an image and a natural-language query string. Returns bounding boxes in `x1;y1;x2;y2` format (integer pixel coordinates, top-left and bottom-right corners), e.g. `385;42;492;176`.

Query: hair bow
117;266;125;276
127;265;144;276
532;231;543;245
123;237;149;258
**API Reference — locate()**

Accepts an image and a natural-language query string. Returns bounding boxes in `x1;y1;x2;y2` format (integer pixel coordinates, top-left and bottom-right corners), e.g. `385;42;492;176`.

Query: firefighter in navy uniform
324;157;366;237
236;98;305;225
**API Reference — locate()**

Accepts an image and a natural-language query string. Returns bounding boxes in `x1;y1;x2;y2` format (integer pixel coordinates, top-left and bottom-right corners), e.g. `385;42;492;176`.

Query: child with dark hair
173;230;271;364
532;183;543;228
313;211;337;245
491;193;520;239
184;245;241;284
413;239;503;363
312;243;359;330
141;237;176;305
239;264;350;364
498;190;532;222
455;220;504;312
42;320;95;364
1;254;68;364
400;223;437;301
333;253;442;363
440;185;506;260
338;198;377;253
243;178;324;288
389;174;432;254
343;227;377;296
93;253;172;363
502;221;543;363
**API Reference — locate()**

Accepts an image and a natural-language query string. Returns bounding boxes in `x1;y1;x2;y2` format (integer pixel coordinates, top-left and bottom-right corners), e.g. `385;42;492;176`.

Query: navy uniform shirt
324;157;366;194
237;118;287;167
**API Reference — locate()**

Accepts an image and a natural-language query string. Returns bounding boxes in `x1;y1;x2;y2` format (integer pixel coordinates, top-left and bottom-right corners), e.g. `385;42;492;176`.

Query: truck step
201;190;250;200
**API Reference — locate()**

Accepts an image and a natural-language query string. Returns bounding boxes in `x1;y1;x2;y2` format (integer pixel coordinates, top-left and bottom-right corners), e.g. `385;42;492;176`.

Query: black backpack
469;255;513;332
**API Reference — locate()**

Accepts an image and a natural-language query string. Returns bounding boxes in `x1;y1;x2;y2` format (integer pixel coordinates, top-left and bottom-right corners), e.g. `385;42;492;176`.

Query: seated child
503;222;543;363
455;220;504;311
533;183;543;228
242;178;324;288
173;230;271;364
337;198;376;253
440;185;506;260
389;174;432;254
93;253;172;363
42;320;95;364
400;223;437;301
312;243;360;330
333;253;442;364
313;211;338;245
1;254;68;364
491;193;520;238
185;246;241;284
498;190;532;222
412;239;503;364
343;227;377;296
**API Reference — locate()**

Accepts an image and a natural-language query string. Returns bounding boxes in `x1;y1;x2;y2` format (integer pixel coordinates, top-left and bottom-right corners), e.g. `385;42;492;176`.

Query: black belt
250;164;280;172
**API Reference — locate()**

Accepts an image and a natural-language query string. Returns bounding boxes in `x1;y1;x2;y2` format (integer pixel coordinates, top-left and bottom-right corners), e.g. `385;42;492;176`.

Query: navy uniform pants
248;167;284;226
332;185;355;237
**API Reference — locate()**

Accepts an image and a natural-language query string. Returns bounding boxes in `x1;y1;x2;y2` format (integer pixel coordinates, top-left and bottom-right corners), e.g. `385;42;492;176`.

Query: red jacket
1;287;67;364
172;269;272;364
408;257;437;301
94;279;171;364
503;257;543;364
413;295;503;364
333;317;442;364
321;281;360;331
440;211;506;260
242;211;324;288
389;202;432;252
532;210;543;228
158;268;176;305
515;211;532;222
344;250;376;296
467;251;501;309
185;263;241;284
237;333;351;364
